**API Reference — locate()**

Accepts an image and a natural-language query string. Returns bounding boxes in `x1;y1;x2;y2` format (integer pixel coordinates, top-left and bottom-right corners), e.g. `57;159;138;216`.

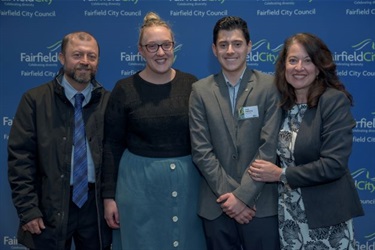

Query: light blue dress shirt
223;69;246;115
61;76;96;184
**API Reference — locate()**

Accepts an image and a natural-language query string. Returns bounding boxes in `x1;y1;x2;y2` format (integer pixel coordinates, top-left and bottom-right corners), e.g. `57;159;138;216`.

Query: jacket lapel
212;73;239;146
211;69;255;146
236;69;254;118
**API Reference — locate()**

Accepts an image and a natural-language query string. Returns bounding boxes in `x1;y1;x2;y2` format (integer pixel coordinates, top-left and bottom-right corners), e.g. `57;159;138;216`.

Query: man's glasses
141;42;175;53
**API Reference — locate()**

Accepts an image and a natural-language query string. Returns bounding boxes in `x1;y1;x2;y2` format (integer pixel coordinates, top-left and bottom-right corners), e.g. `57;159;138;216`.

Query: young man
8;31;111;250
189;16;281;250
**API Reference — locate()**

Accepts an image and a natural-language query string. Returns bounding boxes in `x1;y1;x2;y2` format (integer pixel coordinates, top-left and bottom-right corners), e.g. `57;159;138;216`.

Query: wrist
279;168;287;184
280;168;291;190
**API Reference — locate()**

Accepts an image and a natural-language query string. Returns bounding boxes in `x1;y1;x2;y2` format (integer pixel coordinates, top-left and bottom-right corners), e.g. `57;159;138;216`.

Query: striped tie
72;93;88;208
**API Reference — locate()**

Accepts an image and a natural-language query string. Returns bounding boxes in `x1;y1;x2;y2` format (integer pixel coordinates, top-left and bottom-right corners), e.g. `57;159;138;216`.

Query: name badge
238;106;259;120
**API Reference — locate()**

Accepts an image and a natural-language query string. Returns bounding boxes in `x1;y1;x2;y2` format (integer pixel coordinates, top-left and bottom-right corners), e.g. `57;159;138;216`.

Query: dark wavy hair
275;32;353;110
213;16;250;45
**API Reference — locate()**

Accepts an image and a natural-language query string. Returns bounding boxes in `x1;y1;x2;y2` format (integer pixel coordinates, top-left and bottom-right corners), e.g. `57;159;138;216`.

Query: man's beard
66;66;95;84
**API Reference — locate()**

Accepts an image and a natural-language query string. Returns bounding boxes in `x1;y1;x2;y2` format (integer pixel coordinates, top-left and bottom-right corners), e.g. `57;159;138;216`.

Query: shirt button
170;163;176;170
173;241;179;247
172;191;178;197
172;216;178;222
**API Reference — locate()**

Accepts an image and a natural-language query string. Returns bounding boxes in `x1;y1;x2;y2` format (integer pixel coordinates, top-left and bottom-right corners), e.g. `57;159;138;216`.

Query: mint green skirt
112;149;206;250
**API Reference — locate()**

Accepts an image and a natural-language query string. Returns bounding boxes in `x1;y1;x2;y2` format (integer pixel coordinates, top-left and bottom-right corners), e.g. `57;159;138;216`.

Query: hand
233;206;256;224
22;218;45;234
217;193;246;218
104;198;120;229
248;159;282;182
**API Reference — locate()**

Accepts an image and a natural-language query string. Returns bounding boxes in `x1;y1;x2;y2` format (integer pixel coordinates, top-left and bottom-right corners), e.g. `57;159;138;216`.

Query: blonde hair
138;12;174;44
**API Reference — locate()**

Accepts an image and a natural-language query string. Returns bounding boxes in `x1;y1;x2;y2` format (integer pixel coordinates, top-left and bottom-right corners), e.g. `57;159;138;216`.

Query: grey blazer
189;68;282;220
286;88;364;228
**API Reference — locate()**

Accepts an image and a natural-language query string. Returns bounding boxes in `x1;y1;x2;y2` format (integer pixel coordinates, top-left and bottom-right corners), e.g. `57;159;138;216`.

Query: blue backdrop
1;0;374;249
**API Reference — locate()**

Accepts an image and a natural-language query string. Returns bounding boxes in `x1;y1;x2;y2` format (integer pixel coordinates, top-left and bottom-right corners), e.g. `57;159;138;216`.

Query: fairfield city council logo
333;38;375;68
19;40;60;77
247;39;283;67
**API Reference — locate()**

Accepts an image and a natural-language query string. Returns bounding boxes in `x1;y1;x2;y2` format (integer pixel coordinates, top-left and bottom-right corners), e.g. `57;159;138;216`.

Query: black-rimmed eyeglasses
141;42;175;53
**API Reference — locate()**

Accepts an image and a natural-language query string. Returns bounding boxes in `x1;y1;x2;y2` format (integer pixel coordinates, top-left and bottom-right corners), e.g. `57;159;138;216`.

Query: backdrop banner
1;0;374;249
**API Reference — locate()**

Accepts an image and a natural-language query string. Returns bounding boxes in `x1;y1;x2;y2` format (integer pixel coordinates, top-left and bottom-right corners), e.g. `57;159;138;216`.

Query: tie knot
75;93;85;108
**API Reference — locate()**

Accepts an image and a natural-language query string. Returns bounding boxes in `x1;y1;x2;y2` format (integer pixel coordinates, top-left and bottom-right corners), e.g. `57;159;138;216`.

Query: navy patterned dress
277;104;355;250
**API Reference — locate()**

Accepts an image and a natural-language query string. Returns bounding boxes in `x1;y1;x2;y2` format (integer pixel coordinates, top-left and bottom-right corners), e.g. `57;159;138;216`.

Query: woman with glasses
102;12;206;250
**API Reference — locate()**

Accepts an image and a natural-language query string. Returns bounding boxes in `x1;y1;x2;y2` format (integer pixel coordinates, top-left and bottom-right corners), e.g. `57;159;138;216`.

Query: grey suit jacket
189;68;282;220
286;88;364;228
